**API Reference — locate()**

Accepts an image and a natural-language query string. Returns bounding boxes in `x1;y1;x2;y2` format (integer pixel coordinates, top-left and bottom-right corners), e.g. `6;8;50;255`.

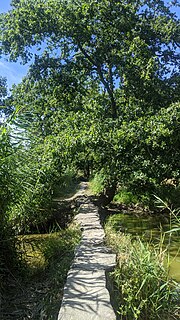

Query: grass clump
2;225;81;320
105;220;179;320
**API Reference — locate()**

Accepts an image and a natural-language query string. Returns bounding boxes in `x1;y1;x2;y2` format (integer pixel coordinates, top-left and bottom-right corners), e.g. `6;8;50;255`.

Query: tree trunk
97;182;117;207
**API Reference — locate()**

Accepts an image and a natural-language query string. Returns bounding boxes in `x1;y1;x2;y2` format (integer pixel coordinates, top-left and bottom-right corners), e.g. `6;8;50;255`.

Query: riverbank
105;217;180;320
1;182;179;319
0;182;88;319
98;200;180;282
1;226;81;320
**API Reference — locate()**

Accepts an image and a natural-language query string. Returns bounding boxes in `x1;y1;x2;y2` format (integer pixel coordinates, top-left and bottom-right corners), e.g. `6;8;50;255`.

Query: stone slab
73;246;116;271
58;201;116;320
58;269;116;320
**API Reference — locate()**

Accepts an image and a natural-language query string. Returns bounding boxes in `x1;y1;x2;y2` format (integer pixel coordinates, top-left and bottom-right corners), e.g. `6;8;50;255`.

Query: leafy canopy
0;0;179;117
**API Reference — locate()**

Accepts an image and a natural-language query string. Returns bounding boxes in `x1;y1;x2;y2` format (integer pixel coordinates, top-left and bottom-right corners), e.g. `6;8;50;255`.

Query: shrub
113;186;138;205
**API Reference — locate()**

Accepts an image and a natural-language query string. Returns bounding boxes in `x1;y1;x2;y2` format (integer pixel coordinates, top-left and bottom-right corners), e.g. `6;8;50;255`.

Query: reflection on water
109;213;180;282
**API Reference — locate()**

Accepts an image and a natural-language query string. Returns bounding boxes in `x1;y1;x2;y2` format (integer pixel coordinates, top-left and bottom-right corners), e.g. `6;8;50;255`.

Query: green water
108;213;180;282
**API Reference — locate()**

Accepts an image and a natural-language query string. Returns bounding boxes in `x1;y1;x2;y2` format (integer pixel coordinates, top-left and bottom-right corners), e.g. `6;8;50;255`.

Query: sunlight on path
58;188;116;320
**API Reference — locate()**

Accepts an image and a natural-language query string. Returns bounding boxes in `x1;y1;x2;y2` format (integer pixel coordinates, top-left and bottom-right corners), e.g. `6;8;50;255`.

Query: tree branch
78;43;117;118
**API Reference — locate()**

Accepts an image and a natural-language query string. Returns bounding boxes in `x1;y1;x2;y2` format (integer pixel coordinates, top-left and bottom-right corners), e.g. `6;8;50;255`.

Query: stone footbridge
58;188;116;320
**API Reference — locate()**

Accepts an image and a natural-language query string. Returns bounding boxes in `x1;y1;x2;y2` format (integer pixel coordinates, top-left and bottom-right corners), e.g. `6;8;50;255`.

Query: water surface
108;212;180;282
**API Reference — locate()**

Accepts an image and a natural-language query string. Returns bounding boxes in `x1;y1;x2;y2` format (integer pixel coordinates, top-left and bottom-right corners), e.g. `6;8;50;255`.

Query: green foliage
1;0;179;203
39;227;81;319
105;222;179;320
113;187;138;205
41;228;81;268
0;128;20;280
154;195;180;233
6;135;64;232
155;185;180;209
85;101;180;208
53;166;77;198
0;76;13;116
0;129;14;211
89;170;106;195
3;225;81;319
0;76;7;102
1;0;179;116
0;0;180;286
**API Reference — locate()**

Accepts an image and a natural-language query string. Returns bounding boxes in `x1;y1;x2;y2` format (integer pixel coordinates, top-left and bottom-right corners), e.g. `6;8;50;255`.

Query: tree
0;76;7;101
0;76;7;119
0;76;14;118
0;0;179;118
0;0;179;210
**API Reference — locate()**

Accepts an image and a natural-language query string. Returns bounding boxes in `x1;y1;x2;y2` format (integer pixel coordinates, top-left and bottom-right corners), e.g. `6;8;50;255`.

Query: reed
105;221;179;320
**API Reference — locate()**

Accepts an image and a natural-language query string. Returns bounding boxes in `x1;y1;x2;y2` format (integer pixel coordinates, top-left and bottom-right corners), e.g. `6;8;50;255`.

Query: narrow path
58;184;116;320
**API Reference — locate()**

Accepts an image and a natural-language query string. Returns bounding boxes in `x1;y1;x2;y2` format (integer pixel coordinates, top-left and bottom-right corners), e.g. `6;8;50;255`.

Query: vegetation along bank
0;0;179;319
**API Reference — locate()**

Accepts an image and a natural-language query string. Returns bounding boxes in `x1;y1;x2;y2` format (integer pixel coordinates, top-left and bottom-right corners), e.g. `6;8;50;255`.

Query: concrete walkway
58;199;116;320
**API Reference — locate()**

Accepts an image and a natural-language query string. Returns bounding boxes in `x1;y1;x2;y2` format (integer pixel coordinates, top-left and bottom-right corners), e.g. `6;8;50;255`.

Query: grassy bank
1;225;81;320
105;219;179;320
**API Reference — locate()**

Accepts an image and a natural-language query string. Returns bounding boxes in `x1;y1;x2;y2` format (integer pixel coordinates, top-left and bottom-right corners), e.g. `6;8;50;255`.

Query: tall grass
105;221;179;320
2;225;81;319
154;195;180;233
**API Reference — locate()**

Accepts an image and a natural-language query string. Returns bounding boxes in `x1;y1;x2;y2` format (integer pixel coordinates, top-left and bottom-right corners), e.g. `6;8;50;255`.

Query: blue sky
0;0;180;90
0;1;29;89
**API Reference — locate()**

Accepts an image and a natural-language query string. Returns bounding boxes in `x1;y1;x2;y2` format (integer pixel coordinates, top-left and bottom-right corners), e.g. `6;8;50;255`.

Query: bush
113;186;138;205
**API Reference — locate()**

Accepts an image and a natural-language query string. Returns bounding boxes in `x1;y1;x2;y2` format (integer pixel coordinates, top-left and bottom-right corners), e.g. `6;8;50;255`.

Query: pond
107;212;180;282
